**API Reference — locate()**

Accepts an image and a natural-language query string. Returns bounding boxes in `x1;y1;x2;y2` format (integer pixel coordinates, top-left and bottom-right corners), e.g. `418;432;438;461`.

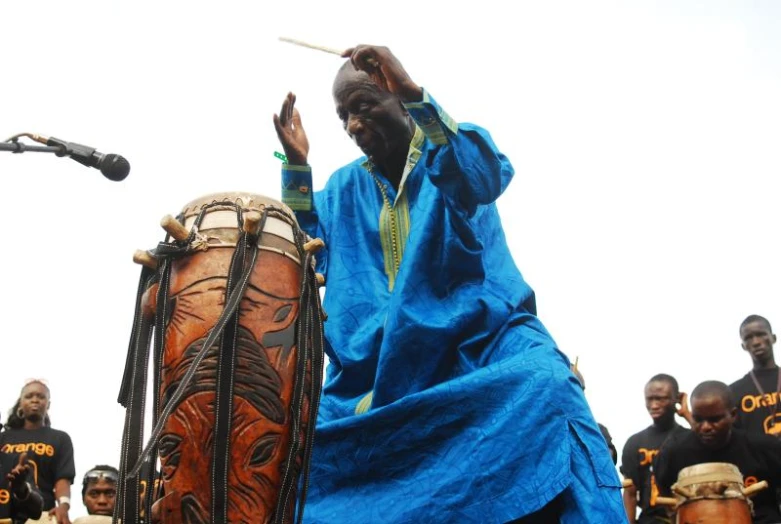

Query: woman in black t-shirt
0;380;75;524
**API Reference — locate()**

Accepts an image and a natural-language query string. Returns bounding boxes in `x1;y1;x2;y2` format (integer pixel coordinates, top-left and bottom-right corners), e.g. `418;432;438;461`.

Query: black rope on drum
115;260;168;524
211;205;259;524
275;234;326;524
141;257;173;522
115;266;155;524
295;254;325;524
128;211;261;479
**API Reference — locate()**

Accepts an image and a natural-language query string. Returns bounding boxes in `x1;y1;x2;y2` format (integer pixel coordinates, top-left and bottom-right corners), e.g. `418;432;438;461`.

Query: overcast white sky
2;0;780;517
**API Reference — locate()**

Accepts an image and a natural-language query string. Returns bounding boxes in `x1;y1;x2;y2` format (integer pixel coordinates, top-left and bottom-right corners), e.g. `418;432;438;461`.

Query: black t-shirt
730;368;781;437
0;427;75;510
655;429;781;524
620;423;688;522
138;457;161;523
0;451;42;521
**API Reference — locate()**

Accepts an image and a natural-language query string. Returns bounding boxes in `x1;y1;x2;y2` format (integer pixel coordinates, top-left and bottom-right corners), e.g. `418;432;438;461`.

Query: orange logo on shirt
0;442;55;457
639;447;659;467
741;392;780;413
763;414;781;435
139;478;161;519
649;474;660;506
0;489;10;505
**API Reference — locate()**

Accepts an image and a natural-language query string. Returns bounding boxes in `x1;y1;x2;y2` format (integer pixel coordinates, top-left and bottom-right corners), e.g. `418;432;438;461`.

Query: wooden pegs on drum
304;238;325;253
671;462;765;524
743;479;769;497
132;249;158;270
160;214;190;241
242;210;263;235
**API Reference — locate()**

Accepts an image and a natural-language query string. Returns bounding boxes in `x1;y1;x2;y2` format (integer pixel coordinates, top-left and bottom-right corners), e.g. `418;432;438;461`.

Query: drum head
676;462;744;488
179;192;293;219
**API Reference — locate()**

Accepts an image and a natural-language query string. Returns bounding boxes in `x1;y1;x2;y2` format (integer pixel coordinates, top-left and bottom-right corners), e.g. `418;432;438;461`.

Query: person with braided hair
0;380;74;524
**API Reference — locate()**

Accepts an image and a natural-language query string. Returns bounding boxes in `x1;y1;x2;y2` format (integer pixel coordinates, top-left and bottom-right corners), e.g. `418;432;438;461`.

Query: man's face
691;395;735;450
333;69;412;165
644;380;675;423
741;320;776;366
83;478;117;516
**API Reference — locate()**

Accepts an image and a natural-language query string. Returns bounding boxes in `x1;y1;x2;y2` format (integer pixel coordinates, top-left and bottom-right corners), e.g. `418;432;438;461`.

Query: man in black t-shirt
730;315;781;437
620;373;692;524
655;381;781;524
0;449;44;522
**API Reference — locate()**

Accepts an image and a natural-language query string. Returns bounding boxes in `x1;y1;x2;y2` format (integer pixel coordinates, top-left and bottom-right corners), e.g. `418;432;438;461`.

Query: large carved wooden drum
116;193;325;524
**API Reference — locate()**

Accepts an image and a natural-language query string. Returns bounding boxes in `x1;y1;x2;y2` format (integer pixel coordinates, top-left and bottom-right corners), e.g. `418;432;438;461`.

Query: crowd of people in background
620;314;781;524
3;314;780;523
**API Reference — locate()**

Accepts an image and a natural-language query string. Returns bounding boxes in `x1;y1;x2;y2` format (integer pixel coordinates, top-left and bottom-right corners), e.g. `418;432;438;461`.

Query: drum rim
179;192;295;219
675;462;744;487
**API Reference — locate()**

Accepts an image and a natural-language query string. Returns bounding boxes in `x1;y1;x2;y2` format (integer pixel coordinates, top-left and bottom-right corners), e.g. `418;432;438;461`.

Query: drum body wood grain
149;193;315;524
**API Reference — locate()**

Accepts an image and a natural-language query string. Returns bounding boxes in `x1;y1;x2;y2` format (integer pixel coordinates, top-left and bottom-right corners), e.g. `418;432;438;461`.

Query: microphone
30;134;130;181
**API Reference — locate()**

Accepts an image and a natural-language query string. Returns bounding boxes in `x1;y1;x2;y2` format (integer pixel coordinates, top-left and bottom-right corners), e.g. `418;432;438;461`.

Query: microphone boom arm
2;132;130;181
1;134;65;155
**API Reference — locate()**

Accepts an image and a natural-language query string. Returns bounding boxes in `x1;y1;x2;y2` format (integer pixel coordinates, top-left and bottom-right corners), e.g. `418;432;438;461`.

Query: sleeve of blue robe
281;163;330;278
403;90;515;217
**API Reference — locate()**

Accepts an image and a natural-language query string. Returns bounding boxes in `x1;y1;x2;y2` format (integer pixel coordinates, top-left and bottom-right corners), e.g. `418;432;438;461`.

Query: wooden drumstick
243;211;262;235
133;249;158;270
742;480;769;498
277;37;381;68
160;215;190;241
304;238;325;253
278;37;344;57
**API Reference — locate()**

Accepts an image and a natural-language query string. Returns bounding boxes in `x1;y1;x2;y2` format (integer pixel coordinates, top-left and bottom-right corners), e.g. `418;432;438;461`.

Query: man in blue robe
273;44;626;523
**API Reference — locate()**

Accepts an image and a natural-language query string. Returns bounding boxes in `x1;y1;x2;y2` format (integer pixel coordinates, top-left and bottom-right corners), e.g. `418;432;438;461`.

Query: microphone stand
2;133;65;155
0;141;64;155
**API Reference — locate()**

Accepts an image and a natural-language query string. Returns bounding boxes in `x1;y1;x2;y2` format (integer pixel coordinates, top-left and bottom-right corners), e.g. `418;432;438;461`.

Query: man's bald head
691;381;735;409
333;61;378;98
